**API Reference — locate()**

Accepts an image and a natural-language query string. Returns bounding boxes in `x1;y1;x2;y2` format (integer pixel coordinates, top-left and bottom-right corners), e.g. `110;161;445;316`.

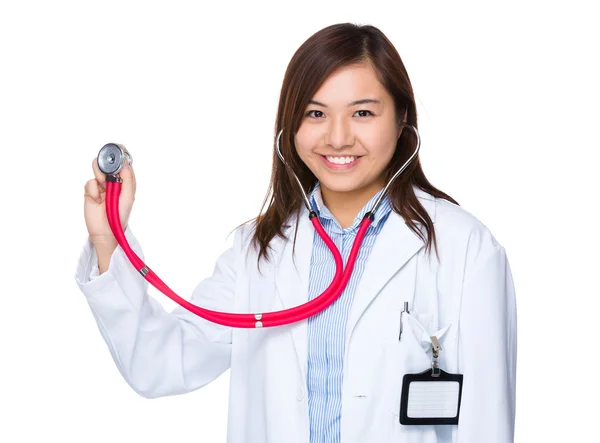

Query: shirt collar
308;180;393;231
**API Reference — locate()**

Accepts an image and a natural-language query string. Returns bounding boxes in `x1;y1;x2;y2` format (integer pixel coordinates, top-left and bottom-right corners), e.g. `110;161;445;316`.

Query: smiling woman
243;23;460;264
295;63;404;227
77;21;517;443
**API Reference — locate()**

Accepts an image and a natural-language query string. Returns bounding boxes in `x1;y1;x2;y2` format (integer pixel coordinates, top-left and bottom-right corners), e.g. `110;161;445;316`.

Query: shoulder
230;218;258;253
421;189;505;264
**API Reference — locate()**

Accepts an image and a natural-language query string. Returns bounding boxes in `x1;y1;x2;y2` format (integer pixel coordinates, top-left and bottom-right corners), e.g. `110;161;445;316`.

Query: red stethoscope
97;124;420;328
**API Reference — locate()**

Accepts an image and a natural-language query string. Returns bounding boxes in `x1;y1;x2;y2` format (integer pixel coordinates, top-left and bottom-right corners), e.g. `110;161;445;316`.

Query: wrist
91;236;118;249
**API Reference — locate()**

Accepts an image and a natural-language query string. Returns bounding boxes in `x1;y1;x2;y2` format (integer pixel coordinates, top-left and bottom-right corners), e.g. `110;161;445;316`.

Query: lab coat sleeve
74;224;244;399
456;241;517;442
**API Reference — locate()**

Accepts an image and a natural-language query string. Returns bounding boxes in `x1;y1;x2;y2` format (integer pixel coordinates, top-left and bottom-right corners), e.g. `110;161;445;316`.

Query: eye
304;110;375;118
305;110;325;118
354;110;374;117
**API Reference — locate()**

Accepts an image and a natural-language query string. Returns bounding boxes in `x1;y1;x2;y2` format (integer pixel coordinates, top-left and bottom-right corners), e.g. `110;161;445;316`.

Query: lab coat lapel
345;188;437;350
272;188;437;387
273;207;314;385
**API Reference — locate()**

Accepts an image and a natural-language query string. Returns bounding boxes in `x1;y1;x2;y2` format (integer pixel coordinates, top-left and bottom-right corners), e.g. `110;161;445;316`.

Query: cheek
365;122;398;145
293;137;308;161
294;130;318;159
364;137;397;164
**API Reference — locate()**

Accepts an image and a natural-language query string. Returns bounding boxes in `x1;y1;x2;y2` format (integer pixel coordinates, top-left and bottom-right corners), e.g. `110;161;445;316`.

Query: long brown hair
236;23;459;272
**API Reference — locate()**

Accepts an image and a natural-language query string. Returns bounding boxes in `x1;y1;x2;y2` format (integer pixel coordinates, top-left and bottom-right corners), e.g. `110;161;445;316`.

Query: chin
318;177;365;194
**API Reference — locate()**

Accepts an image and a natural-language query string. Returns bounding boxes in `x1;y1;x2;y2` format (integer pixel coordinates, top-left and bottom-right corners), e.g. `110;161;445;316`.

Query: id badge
399;367;463;425
398;334;464;425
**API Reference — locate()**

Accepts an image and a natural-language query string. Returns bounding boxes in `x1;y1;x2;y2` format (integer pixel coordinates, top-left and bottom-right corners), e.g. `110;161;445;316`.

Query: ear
397;109;408;139
399;109;408;125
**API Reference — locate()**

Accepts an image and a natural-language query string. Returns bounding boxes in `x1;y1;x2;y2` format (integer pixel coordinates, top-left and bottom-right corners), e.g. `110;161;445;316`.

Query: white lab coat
74;186;517;443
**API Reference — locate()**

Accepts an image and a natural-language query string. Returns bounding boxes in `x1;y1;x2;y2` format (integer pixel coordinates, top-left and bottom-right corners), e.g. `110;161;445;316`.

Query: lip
320;155;361;170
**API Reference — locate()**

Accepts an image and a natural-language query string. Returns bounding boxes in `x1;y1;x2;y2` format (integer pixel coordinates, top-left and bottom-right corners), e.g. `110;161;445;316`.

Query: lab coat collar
308;180;392;229
272;184;437;385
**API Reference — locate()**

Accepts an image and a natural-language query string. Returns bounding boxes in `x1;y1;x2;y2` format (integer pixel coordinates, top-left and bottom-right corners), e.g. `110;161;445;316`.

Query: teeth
326;156;357;165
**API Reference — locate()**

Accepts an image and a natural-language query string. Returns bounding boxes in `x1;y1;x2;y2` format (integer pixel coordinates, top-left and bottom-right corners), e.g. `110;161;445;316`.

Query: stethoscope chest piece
97;143;133;175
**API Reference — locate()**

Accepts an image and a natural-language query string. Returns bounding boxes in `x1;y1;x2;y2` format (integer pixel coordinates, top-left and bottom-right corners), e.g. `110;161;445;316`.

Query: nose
324;117;354;151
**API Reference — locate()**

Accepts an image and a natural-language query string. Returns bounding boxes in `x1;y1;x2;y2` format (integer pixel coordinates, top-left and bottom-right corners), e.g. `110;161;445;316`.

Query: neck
320;179;385;229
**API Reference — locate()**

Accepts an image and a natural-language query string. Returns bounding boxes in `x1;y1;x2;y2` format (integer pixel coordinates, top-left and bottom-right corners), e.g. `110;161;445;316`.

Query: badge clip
431;335;442;377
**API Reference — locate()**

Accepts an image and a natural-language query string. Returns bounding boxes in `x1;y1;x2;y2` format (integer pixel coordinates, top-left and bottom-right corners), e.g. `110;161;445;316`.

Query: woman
76;23;517;443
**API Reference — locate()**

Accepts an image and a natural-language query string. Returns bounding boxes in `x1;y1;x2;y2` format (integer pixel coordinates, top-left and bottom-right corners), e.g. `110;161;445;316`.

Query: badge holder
399;335;464;425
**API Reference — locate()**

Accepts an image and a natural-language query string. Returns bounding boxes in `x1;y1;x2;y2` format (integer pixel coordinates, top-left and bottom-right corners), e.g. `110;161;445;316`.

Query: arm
456;240;518;442
74;224;245;399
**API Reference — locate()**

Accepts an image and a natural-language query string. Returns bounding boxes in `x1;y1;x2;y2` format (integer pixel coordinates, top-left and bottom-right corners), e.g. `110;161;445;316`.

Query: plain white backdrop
0;0;598;441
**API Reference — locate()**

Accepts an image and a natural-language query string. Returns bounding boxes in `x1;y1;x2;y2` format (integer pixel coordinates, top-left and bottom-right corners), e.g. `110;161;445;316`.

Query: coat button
296;389;304;401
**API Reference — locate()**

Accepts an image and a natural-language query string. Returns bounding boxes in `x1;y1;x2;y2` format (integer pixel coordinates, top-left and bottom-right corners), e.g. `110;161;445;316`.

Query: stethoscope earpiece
97;143;133;175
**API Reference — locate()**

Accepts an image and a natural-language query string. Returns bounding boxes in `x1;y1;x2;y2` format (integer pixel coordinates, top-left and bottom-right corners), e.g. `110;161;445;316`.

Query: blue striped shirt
306;181;393;443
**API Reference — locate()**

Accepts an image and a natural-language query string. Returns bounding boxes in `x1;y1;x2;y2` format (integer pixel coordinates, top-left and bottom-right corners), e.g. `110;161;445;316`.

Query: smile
321;155;361;170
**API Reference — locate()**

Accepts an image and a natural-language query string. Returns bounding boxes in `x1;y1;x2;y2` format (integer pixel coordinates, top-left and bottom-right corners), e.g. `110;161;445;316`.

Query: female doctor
76;23;517;443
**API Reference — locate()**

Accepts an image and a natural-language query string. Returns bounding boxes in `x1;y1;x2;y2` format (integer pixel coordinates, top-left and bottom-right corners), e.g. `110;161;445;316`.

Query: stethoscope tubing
105;179;368;327
101;122;419;329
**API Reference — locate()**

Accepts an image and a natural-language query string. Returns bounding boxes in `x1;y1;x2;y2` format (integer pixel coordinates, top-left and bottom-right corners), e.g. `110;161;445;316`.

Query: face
294;62;406;198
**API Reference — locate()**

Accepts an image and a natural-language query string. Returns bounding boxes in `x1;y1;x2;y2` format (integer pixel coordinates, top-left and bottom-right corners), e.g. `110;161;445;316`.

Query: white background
1;0;598;441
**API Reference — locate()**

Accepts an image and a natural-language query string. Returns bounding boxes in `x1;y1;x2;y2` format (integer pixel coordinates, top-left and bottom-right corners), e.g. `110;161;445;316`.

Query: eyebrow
307;98;381;107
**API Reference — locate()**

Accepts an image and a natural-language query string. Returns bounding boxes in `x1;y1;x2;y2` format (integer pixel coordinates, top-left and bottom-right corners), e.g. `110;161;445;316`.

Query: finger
92;157;106;190
117;143;133;170
84;179;102;203
119;157;136;202
117;144;136;199
117;143;134;179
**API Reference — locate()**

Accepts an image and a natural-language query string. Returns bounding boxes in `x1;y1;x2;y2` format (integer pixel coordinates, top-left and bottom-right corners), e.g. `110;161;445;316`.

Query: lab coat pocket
404;312;452;355
388;312;452;418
